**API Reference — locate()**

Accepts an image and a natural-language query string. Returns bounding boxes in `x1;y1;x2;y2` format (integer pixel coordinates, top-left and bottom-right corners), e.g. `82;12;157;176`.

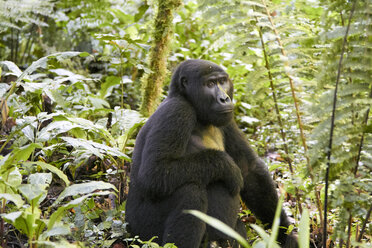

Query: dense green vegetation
0;0;370;247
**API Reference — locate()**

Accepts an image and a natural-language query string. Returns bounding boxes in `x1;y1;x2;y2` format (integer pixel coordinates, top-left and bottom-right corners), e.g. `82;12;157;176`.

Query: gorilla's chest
186;125;225;153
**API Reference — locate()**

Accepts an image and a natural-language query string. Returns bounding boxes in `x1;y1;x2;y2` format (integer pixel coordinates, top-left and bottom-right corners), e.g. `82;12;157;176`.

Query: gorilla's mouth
217;108;233;114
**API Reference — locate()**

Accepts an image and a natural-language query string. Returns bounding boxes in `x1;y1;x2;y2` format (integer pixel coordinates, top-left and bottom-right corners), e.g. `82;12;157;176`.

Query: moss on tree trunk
140;0;182;117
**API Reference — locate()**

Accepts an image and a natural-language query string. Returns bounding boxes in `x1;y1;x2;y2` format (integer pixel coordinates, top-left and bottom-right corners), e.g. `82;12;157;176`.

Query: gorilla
126;59;298;248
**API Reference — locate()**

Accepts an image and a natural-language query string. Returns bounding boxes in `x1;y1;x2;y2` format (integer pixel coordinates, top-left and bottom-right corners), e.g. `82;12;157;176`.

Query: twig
323;1;357;247
357;204;372;242
346;212;352;248
353;87;372;175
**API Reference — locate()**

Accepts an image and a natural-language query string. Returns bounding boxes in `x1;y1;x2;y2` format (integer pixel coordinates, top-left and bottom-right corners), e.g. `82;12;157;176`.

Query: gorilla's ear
180;76;188;89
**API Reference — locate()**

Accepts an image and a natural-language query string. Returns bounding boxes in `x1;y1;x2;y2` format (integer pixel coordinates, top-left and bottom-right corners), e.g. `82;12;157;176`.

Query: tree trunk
140;0;182;117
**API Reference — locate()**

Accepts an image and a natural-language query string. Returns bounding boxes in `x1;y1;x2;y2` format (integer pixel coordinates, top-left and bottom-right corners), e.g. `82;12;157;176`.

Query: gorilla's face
197;71;234;126
180;61;234;126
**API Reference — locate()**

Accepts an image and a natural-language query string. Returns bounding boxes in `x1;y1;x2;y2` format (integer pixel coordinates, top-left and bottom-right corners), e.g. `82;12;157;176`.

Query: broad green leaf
54;181;117;205
88;96;110;108
16;52;83;84
61;137;104;159
0;61;22;76
134;2;149;22
185;210;250;248
42;225;70;238
0;193;24;208
18;184;47;203
66;117;116;145
1;211;22;222
28;173;52;185
1;143;42;169
37;120;80;142
61;137;130;160
25;161;69;186
2;211;35;236
5;167;22;187
100;76;121;98
113;109;146;132
15;143;41;162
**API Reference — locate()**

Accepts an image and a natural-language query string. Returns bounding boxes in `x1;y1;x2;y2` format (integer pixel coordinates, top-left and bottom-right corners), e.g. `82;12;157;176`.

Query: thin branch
346;212;352;248
357;204;372;242
353;87;372;175
21;23;36;65
323;1;357;247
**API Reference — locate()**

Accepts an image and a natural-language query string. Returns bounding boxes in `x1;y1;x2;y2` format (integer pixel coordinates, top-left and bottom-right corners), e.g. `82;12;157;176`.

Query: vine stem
323;1;357;247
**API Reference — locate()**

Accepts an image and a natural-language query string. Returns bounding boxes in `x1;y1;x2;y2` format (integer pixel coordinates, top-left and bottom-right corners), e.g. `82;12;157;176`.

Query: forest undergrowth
0;0;371;247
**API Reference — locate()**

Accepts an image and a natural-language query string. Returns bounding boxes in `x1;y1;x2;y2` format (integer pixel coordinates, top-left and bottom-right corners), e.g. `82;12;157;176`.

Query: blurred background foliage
0;0;371;247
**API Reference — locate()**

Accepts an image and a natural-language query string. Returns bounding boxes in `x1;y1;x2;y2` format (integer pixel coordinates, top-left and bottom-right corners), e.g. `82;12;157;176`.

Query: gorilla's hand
222;154;244;196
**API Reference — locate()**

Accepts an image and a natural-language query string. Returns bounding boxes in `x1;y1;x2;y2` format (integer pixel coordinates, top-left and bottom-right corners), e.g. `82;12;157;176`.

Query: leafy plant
0;143;117;247
186;195;311;248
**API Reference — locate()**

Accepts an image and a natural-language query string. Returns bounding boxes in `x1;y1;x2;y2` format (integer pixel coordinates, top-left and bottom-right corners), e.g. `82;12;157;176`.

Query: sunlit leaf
0;193;24;208
54;181;117;205
23;161;70;186
298;209;310;248
185;210;250;248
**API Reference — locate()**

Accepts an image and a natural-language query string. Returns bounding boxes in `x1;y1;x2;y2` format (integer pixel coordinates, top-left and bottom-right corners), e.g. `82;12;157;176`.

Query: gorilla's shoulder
147;96;197;129
155;97;195;117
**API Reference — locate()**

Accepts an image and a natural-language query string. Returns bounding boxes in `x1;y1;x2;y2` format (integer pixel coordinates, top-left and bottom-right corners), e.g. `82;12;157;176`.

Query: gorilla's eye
206;80;216;88
219;78;227;84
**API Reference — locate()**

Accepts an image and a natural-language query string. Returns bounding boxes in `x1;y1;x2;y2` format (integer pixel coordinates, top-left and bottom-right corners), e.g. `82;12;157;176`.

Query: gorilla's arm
222;122;293;243
134;98;243;199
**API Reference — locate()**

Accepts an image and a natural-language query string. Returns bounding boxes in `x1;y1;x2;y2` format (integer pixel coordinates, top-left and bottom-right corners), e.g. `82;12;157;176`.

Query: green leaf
134;2;149;22
23;161;70;186
0;61;22;76
185;210;250;248
269;195;284;248
16;52;83;84
88;96;110;108
53;181;117;205
5;167;22;187
48;191;111;230
0;193;24;208
251;224;271;242
79;52;90;57
18;184;47;203
298;209;310;248
42;225;70;238
1;143;42;170
61;137;130;160
1;211;22;223
100;76;121;98
28;173;52;185
37;120;80;142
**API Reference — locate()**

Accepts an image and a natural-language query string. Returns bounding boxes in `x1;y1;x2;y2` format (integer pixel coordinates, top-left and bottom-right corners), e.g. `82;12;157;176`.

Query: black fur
126;59;298;248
